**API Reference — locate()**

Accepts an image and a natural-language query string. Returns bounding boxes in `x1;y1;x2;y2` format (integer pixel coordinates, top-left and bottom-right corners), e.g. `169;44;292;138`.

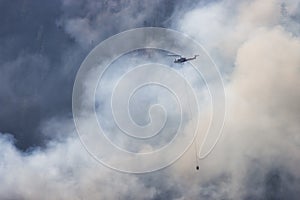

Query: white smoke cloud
177;0;300;74
0;132;158;200
170;0;300;198
1;0;300;199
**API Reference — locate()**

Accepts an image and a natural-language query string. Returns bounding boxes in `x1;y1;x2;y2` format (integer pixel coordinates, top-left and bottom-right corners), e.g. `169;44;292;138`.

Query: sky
0;0;300;199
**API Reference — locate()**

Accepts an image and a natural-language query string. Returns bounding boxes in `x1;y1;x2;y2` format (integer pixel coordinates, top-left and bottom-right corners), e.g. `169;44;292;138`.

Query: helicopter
168;54;199;63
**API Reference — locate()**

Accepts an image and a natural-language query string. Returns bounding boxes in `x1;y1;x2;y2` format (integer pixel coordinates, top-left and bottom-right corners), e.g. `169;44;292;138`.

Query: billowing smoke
0;0;300;199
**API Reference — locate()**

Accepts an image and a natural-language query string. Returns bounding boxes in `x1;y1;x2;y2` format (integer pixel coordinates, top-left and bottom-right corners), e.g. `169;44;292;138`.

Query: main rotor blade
167;54;181;57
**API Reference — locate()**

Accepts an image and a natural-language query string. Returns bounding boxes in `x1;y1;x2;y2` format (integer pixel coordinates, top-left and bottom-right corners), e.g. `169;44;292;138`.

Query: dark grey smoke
0;0;177;150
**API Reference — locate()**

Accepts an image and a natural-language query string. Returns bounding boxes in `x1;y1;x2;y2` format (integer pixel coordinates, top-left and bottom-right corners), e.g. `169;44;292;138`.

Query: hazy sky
0;0;300;199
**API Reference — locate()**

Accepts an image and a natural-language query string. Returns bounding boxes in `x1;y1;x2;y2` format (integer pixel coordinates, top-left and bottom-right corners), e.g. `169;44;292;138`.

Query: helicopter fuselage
174;57;188;63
